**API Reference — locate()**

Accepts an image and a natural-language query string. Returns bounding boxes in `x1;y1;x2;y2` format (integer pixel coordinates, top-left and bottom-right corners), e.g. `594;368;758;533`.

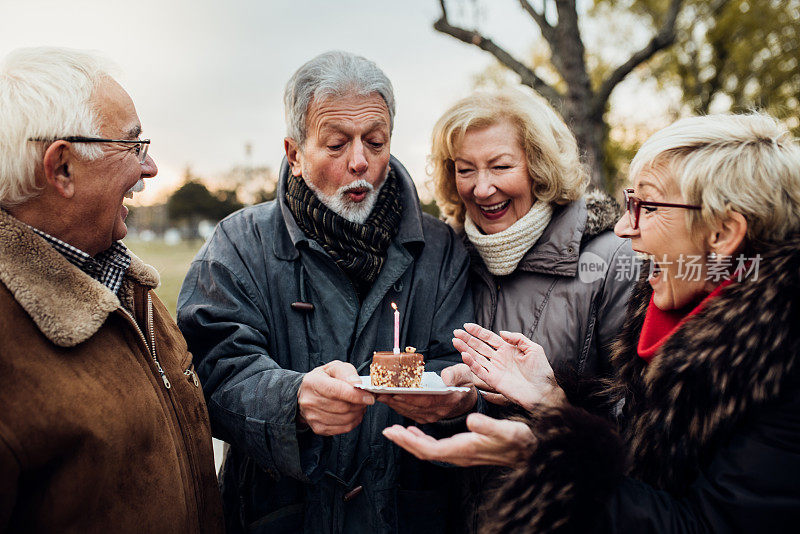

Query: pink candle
391;302;400;354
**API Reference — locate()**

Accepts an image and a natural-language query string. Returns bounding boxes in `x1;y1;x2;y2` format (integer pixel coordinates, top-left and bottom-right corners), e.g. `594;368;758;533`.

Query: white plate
355;371;471;395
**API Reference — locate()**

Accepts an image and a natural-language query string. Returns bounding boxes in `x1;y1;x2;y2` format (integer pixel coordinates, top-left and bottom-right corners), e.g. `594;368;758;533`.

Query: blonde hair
430;89;587;227
630;113;800;249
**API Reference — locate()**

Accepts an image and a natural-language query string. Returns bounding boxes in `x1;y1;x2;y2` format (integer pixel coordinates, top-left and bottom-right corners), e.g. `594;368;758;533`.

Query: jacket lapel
0;209;159;347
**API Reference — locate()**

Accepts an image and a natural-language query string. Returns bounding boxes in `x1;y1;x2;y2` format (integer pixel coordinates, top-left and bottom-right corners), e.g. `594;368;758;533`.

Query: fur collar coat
488;235;800;533
0;209;224;533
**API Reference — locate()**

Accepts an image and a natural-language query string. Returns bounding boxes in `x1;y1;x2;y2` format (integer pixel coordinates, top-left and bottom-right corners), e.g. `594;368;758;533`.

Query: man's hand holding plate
298;360;375;436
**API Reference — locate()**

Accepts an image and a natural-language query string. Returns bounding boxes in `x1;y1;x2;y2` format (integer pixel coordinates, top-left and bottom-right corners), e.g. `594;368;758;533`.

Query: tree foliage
635;0;800;133
435;0;800;190
167;174;243;230
435;0;683;191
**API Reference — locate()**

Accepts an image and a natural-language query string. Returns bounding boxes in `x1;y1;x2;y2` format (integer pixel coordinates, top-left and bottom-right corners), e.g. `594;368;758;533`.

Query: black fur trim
552;362;619;419
614;238;800;492
484;406;627;534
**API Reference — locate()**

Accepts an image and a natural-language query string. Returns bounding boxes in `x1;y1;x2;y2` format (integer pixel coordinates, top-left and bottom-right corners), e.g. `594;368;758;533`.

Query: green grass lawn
123;238;205;318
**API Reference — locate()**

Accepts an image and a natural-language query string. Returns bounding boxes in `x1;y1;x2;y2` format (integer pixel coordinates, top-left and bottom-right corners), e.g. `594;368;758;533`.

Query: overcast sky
1;0;547;203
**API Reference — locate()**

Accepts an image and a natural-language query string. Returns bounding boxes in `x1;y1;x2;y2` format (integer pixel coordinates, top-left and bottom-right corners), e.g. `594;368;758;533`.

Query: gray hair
284;51;395;147
0;47;115;208
630;112;800;248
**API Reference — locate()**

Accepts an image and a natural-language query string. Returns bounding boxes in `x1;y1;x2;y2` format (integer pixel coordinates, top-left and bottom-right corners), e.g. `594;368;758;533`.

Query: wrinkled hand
297;360;375;436
453;323;565;411
382;413;534;467
451;361;513;406
376;364;478;424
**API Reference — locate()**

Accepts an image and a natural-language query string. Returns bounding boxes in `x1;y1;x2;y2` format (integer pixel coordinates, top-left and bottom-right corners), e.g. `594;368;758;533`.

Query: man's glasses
623;188;702;229
29;136;150;164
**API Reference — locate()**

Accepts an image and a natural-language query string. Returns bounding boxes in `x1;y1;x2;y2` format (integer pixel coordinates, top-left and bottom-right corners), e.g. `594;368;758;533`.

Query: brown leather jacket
0;210;224;533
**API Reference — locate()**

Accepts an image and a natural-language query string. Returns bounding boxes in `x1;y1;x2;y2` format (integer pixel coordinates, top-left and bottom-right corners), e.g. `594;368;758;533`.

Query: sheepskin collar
611;235;800;493
0;209;160;348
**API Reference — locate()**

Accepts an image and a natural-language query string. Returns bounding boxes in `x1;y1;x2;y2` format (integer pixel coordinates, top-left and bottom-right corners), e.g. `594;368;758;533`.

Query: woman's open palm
453;323;564;410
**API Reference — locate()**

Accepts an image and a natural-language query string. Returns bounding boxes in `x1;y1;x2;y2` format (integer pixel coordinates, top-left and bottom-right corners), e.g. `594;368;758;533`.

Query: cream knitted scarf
464;201;553;276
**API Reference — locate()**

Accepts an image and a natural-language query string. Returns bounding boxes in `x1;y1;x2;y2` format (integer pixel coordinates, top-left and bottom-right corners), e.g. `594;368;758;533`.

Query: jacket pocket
231;453;310;534
183;362;201;388
246;503;304;533
175;344;201;388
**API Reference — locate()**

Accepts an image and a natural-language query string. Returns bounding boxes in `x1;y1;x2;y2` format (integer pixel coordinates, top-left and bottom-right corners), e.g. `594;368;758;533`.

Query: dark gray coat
470;192;635;378
460;194;635;532
177;157;474;534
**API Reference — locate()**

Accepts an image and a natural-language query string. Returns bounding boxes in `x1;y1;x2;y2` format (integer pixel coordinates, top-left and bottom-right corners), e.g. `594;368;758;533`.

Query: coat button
343;485;363;502
291;301;314;312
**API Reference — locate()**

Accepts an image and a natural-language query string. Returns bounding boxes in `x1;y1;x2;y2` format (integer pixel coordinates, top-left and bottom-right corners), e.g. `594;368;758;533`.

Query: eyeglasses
28;136;151;164
623;188;702;229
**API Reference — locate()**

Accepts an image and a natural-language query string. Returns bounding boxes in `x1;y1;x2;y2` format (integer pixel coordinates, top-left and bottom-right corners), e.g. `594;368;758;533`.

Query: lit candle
391;302;400;354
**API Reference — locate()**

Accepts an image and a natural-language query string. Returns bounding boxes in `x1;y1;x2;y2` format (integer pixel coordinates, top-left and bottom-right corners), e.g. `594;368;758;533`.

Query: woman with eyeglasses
384;112;800;532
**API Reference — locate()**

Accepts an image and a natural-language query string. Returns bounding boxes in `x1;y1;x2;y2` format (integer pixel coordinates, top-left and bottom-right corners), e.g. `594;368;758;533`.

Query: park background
3;0;798;469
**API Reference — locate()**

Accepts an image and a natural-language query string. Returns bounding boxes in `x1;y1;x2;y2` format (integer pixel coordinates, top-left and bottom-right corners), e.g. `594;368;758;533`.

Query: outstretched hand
382;413;534;467
453;323;565;411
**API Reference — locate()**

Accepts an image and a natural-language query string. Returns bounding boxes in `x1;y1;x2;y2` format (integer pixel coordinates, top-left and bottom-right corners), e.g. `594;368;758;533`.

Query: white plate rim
354;383;471;395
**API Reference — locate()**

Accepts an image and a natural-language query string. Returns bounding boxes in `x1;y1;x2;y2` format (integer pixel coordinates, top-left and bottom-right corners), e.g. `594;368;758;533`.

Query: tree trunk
567;109;606;191
550;0;606;190
433;0;683;193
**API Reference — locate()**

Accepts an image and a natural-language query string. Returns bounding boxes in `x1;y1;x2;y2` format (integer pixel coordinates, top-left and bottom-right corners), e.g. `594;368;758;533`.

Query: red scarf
637;278;734;363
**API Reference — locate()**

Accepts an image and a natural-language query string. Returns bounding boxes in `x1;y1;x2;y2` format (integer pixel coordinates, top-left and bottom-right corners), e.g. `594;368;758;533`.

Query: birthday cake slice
370;347;424;388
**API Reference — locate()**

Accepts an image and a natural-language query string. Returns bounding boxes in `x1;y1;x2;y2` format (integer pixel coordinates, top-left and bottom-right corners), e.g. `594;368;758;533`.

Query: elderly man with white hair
0;47;223;532
177;51;479;533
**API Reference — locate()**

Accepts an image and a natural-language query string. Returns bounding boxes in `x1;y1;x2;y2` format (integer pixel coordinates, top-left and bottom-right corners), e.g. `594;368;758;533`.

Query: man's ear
708;210;748;257
284;138;304;177
42;141;75;199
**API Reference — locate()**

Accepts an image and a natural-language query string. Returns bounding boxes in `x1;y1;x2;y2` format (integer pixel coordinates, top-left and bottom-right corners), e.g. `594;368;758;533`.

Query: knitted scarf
285;170;402;298
464;201;553;276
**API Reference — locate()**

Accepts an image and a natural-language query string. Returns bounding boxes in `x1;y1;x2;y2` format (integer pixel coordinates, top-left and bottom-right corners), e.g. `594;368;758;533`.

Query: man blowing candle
177;51;480;533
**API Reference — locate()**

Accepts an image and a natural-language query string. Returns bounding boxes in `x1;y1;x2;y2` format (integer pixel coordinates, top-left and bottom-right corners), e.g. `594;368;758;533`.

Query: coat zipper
120;292;205;527
184;366;200;387
120;294;171;389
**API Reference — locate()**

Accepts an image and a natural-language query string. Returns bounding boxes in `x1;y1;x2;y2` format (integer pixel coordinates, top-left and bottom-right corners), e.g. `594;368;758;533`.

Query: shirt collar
28;227;131;294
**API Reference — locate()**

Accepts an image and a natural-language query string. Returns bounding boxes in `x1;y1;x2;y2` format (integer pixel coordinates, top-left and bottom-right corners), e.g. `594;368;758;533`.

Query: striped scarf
285;170;402;298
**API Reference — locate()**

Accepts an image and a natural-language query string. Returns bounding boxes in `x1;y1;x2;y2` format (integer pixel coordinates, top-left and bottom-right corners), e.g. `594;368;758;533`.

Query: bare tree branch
518;0;555;43
438;0;447;19
592;0;684;117
433;10;562;106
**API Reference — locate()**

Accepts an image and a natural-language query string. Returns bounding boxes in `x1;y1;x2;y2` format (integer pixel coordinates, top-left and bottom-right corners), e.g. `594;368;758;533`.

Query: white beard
305;175;386;224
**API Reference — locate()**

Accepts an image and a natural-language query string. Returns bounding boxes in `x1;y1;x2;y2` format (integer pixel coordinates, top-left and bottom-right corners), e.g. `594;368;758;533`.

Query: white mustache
339;179;374;195
124;179;145;198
